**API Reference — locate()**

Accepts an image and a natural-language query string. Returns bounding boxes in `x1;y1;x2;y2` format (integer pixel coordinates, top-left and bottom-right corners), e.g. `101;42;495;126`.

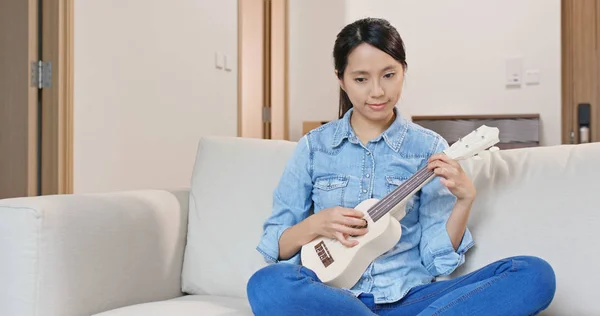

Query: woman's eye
355;78;366;83
384;73;395;79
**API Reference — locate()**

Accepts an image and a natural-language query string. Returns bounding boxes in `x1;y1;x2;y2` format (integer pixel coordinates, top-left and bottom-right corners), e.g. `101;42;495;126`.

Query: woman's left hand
427;153;476;203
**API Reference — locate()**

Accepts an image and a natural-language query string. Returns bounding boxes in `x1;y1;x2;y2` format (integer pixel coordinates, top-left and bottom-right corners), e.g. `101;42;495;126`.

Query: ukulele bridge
314;241;334;267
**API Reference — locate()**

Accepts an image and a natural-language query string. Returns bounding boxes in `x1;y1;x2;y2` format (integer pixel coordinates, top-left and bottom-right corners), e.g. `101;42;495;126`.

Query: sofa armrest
0;189;189;316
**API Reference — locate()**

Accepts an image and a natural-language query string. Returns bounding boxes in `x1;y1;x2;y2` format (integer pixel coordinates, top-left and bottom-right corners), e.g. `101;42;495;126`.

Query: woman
247;17;556;316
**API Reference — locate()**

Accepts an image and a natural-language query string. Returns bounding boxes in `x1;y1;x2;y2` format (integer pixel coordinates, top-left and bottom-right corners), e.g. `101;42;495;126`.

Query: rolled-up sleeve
256;135;314;265
419;138;475;277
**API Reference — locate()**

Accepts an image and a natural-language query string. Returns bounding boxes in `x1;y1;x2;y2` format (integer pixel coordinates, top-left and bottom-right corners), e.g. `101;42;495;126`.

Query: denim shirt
256;108;474;304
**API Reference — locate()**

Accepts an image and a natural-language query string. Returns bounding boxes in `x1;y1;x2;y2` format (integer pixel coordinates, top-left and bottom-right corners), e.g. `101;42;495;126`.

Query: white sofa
1;136;599;316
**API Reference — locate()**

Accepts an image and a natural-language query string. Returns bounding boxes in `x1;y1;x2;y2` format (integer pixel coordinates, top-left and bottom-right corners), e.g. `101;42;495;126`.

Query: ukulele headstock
443;125;500;161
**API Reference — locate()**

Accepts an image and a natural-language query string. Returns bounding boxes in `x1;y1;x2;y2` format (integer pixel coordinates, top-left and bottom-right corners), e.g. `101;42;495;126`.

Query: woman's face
339;43;405;124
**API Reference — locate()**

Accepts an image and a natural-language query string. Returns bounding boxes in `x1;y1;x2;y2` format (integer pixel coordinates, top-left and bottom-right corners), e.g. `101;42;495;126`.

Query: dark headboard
411;114;540;149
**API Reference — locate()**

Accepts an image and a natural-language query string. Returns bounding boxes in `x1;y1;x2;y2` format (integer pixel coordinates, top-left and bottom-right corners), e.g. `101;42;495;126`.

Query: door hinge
262;107;271;123
31;60;52;89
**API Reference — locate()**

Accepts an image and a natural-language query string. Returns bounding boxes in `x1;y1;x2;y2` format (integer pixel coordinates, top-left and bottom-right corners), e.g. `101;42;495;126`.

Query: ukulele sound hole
315;241;334;267
349;219;368;237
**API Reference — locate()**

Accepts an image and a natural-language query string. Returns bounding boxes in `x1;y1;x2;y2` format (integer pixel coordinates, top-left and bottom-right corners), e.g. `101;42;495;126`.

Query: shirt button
366;174;370;178
363;189;367;193
366;152;371;155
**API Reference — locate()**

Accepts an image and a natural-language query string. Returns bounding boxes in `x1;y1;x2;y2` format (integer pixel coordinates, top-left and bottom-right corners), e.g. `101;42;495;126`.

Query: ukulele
300;125;500;289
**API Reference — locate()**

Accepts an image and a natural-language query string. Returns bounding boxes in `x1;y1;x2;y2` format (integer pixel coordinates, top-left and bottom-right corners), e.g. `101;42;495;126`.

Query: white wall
288;0;561;145
74;0;238;193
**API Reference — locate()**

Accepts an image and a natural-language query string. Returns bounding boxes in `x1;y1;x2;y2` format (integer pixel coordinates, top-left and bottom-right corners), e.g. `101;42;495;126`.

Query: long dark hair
333;18;408;118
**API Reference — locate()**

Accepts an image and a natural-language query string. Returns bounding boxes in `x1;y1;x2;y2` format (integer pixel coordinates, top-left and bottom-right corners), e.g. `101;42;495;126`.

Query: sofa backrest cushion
456;142;600;315
181;136;296;298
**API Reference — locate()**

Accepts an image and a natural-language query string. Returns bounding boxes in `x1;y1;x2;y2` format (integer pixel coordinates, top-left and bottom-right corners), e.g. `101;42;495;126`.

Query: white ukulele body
300;125;500;290
300;198;406;289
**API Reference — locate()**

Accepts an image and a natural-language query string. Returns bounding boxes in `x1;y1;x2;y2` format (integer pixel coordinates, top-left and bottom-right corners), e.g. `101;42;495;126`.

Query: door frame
41;0;74;195
269;0;289;140
561;0;599;144
39;0;74;195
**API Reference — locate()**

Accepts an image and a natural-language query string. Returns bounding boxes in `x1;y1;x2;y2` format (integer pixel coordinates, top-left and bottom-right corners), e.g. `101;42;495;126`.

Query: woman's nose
371;82;384;97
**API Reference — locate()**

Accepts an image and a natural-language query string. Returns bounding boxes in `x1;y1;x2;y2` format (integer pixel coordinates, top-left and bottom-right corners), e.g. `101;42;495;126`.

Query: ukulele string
368;167;434;221
343;167;431;235
370;168;432;221
339;168;433;248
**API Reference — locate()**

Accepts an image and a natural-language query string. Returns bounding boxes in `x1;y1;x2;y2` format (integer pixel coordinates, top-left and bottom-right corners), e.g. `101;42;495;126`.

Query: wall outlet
506;57;522;87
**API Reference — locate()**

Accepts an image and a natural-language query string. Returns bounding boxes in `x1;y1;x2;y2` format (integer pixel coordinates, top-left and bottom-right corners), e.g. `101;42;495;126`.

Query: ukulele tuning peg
473;154;483;161
488;146;500;152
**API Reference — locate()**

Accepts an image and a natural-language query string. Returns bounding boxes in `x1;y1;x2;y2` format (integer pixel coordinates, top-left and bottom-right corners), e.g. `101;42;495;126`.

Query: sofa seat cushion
93;295;252;316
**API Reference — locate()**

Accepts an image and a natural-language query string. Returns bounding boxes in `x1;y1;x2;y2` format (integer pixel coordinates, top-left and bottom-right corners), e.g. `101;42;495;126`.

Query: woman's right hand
308;207;369;247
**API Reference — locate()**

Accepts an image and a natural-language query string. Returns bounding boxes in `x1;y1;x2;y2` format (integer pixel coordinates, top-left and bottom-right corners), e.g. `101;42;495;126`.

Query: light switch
215;52;223;69
224;54;232;72
525;70;540;85
506;57;522;87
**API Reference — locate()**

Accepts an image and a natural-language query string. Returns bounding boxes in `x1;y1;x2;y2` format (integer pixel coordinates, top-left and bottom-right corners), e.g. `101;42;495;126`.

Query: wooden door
0;0;39;199
0;0;73;199
239;0;289;140
562;0;600;144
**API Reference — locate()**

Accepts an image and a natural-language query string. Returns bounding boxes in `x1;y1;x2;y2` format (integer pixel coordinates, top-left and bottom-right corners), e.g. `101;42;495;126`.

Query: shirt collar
331;107;408;152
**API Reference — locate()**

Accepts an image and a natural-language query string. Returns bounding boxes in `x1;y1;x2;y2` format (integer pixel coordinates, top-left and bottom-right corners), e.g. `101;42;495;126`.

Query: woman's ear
339;80;346;92
335;70;346;92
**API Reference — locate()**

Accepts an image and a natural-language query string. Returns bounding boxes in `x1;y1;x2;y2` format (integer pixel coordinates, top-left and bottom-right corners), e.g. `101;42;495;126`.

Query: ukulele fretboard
368;167;434;222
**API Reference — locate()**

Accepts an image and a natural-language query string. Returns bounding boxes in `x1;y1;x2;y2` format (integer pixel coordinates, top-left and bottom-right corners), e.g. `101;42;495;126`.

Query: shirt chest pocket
385;175;419;216
313;175;349;210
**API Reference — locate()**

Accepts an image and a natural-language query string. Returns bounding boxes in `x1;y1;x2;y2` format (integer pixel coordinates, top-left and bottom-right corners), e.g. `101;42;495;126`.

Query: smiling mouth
367;100;389;105
367;101;389;108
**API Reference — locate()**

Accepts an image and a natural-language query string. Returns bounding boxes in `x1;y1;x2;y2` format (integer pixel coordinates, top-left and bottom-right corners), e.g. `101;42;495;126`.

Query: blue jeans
247;256;556;315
